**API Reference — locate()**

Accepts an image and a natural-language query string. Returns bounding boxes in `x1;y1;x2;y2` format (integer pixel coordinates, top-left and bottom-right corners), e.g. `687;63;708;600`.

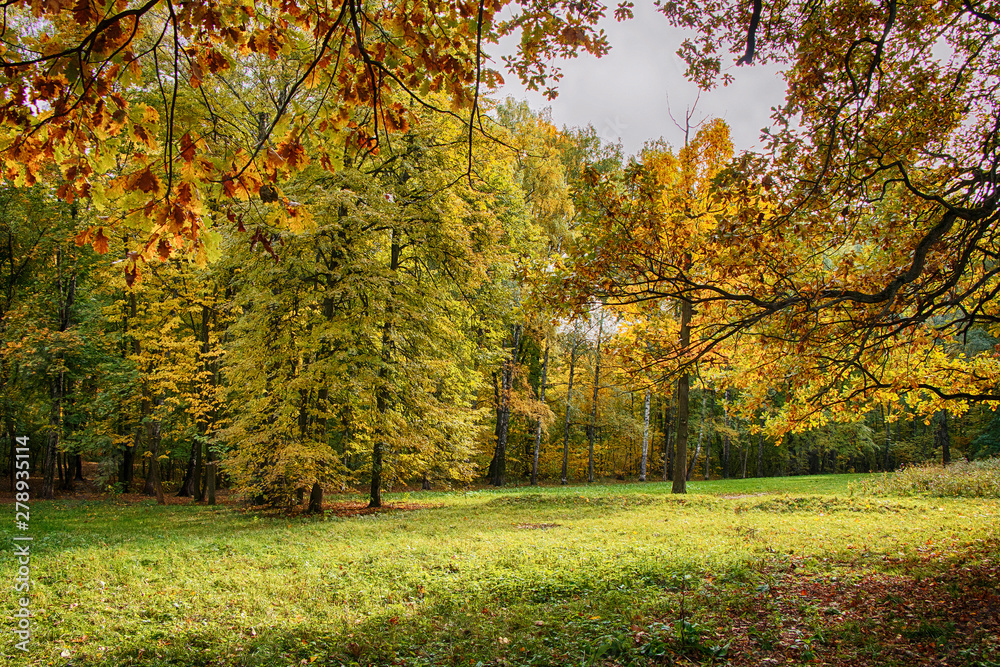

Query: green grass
457;473;866;498
2;474;998;666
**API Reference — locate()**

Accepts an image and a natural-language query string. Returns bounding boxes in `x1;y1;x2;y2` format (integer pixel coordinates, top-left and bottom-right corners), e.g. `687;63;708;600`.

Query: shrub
852;458;1000;498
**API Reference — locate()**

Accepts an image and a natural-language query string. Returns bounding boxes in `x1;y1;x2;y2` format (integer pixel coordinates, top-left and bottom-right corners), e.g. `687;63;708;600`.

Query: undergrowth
852;458;1000;498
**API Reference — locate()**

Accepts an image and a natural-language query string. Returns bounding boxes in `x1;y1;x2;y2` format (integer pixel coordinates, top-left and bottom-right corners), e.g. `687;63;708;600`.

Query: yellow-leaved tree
219;106;528;508
565;118;735;493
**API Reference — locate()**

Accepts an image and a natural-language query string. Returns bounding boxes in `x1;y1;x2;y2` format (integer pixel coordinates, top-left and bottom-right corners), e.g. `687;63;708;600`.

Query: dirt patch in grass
320;501;442;518
238;499;444;518
732;496;924;514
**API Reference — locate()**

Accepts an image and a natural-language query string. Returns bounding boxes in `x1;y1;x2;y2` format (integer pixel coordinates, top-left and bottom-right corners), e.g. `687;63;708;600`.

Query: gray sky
488;2;787;156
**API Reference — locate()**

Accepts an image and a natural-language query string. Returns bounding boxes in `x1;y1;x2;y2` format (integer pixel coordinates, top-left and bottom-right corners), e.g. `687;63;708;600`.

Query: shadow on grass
36;584;683;667
24;498;447;557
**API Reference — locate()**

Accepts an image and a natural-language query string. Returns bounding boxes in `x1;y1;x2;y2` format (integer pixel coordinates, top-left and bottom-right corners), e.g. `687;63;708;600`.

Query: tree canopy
645;0;1000;409
0;0;615;262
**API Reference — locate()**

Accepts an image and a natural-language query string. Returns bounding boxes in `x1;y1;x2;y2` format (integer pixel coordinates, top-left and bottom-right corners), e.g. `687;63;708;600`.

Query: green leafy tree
221;111;521;507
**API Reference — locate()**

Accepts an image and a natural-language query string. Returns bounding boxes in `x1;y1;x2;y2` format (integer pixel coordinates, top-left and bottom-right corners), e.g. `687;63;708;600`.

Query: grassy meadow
2;473;998;667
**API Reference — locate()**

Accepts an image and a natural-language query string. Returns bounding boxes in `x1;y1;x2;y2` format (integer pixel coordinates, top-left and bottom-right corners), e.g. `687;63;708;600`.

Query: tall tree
639;389;650;481
566;121;735;492
489;325;522;487
641;0;1000;427
530;341;550;485
586;307;604;483
221;110;521;507
560;323;583;485
672;299;692;494
41;246;77;499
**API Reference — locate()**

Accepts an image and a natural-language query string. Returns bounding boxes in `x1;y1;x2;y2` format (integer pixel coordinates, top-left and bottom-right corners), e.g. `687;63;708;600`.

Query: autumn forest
3;0;1000;508
2;0;1000;664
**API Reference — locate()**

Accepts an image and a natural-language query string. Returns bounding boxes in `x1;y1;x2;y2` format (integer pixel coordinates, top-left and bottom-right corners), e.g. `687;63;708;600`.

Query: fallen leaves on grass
320;501;442;518
706;543;1000;666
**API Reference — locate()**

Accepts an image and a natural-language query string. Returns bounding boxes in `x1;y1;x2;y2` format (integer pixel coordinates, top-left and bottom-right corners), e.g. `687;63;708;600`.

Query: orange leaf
176;181;195;205
124;264;138;287
180;132;196;162
277;138;306;170
171;205;186;232
156;237;171;260
189;60;204;88
222;178;239;198
131;167;161;193
93;228;110;254
265;148;285;170
73;0;98;25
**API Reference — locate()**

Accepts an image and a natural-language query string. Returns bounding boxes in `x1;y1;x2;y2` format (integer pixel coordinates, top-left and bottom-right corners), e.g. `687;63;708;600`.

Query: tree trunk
43;247;75;500
561;338;579;485
587;311;604;483
371;229;401;508
178;439;199;497
689;388;708;481
531;343;549;486
195;441;206;502
206;462;216;505
639;390;650;481
663;398;673;481
757;415;764;477
56;450;65;490
60;448;74;491
149;454;166;505
370;440;384;508
672;299;692;494
182;302;219;499
882;404;892;471
143;403;163;496
121;290;138;491
142;396;166;505
491;325;521;487
42;372;62;499
722;388;732;479
196;461;208;502
307;481;322;513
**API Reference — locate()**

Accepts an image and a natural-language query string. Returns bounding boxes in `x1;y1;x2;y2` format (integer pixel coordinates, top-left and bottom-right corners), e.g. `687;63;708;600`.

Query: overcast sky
487;2;788;156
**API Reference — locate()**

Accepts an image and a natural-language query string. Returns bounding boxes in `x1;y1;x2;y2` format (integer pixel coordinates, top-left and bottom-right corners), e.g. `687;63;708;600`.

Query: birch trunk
639;391;650;481
587;311;604;483
561;340;579;485
531;344;549;486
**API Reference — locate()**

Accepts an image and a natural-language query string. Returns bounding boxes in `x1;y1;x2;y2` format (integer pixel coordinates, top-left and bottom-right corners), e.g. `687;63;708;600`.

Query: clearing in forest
1;474;997;666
